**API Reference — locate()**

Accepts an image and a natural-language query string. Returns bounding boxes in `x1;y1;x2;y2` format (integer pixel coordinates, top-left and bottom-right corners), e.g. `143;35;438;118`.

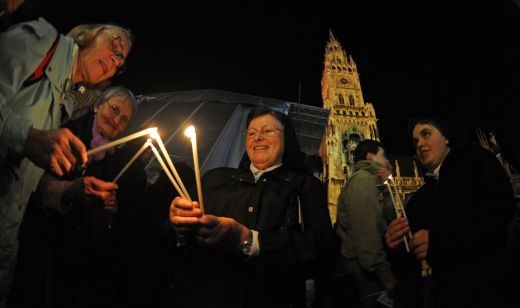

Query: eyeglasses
246;125;284;139
110;35;126;74
108;103;130;125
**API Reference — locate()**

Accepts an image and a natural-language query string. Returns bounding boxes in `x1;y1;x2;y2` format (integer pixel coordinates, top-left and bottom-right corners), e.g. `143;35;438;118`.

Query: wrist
240;230;253;256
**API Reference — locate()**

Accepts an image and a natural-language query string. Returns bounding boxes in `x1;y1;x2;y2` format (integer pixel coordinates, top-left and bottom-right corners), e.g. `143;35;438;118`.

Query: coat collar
233;165;296;184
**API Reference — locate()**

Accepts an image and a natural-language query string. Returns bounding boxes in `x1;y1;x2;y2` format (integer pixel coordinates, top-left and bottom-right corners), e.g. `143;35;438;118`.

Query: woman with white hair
0;18;134;302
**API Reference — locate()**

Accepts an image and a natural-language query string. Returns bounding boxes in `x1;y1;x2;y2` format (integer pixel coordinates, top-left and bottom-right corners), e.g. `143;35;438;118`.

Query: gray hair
95;86;137;115
67;23;134;50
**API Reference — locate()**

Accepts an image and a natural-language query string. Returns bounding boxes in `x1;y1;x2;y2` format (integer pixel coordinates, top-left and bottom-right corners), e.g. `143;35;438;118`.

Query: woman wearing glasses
11;86;141;307
0;18;133;301
168;106;337;308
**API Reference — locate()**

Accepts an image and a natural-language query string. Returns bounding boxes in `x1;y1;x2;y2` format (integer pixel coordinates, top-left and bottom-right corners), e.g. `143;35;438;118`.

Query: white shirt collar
250;163;283;182
425;148;450;179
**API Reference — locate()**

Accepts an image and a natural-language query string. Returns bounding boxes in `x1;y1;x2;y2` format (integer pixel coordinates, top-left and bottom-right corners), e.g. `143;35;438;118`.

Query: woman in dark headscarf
168;105;337;308
385;116;515;308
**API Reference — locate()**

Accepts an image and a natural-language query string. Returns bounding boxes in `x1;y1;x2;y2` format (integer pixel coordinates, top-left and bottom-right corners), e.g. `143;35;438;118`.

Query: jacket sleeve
342;174;396;290
34;173;82;216
0;19;57;160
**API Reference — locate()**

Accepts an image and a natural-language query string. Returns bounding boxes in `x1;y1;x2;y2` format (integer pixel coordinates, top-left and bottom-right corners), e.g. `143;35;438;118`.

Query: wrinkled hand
169;197;203;237
385;217;410;249
102;191;118;213
23;127;87;177
83;176;118;206
411;229;429;259
196;215;250;252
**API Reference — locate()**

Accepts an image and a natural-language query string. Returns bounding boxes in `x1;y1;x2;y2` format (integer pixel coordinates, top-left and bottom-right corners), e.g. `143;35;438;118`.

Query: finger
175;208;203;217
172;197;195;210
49;156;64;177
85;186;112;202
65;129;88;167
90;178;118;191
388;237;403;248
59;135;77;172
171;216;200;226
199;214;219;227
55;149;73;175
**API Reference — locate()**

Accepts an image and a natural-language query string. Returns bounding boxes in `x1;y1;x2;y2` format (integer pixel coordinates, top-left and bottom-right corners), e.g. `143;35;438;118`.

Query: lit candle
149;129;191;200
87;127;157;156
149;142;186;198
113;139;151;183
184;125;204;213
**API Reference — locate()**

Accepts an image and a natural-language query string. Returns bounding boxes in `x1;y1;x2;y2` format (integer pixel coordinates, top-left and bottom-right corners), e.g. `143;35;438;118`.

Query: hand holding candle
184;125;204;214
385;175;413;252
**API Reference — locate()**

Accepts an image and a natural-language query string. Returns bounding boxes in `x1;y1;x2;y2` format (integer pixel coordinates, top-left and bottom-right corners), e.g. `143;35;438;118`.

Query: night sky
32;1;520;165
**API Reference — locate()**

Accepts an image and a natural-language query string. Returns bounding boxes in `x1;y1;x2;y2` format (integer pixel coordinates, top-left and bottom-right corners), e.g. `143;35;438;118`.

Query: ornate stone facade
320;31;423;222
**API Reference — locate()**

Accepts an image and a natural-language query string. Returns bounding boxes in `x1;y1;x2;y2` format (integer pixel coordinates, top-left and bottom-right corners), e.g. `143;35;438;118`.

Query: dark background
21;0;520;166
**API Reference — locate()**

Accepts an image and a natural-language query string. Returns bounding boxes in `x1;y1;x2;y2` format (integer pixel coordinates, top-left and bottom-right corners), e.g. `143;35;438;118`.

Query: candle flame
184;125;196;138
148;127;159;140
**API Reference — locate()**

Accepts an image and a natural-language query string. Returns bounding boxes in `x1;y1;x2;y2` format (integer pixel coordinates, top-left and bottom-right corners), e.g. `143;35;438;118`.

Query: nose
253;132;265;140
416;137;426;149
112;114;122;126
110;55;123;69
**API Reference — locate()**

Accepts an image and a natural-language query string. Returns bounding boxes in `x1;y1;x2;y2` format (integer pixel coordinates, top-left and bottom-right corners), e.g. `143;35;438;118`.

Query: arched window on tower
338;94;344;105
349;95;355;106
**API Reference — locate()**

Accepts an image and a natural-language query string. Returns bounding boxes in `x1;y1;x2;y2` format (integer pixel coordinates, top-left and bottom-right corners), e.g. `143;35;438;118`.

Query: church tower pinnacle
321;30;380;222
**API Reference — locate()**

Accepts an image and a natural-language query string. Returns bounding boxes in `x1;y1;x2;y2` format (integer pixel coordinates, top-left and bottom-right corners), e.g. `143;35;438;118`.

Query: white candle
113;139;151;183
386;176;412;252
149;129;191;201
87;127;157;156
184;125;204;213
149;142;186;198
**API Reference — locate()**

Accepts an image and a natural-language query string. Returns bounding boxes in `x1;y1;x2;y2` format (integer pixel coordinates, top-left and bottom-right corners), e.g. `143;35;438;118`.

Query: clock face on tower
339;78;349;85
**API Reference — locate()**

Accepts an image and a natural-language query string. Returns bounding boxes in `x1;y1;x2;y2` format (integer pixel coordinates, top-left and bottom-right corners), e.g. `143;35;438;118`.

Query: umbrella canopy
121;89;329;182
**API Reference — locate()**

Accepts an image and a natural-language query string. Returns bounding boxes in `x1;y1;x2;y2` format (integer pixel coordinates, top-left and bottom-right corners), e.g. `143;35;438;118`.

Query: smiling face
246;114;285;170
94;95;134;138
412;123;450;171
75;29;130;85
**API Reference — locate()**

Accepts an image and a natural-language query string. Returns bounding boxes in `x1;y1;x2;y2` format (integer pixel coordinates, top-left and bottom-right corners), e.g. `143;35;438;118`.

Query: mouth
254;145;268;150
419;149;431;159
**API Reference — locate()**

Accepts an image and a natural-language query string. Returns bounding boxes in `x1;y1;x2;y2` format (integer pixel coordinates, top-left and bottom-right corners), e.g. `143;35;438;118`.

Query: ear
445;138;449;145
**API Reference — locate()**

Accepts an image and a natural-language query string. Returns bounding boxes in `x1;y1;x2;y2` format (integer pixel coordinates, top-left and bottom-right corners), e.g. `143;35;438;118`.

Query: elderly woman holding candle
168;106;337;308
32;85;137;214
384;116;516;308
11;86;142;307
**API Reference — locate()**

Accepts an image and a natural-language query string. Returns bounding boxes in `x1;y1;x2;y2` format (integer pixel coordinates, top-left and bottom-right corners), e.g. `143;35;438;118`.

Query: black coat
170;165;337;308
392;142;515;308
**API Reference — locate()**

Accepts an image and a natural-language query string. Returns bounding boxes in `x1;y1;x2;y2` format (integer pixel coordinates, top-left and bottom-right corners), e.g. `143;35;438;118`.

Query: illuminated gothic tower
321;30;380;222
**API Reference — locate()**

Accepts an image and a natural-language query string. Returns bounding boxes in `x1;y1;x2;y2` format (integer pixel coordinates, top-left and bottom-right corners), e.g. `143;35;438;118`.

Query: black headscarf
239;106;309;174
